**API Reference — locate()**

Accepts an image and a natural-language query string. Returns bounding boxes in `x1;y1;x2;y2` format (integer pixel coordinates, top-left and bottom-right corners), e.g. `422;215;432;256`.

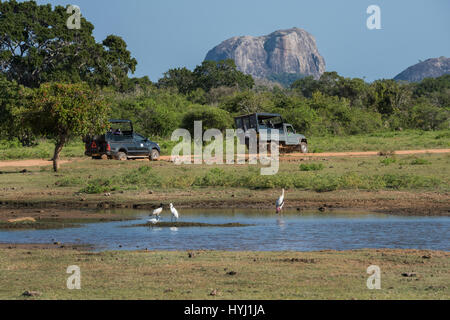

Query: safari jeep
84;119;161;161
234;113;308;153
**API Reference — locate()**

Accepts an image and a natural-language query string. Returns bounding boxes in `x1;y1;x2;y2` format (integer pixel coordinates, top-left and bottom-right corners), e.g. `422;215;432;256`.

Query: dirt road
159;148;450;162
0;149;449;167
0;159;70;168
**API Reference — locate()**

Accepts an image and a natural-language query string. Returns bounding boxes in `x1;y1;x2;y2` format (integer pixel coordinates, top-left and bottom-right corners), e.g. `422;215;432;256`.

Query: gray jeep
234;113;308;153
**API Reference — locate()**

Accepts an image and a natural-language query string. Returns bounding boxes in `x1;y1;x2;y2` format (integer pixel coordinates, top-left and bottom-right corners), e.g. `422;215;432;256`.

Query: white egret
170;203;179;222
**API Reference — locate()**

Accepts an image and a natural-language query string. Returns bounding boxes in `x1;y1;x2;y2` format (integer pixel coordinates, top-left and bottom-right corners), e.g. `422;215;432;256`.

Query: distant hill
394;57;450;82
205;28;326;82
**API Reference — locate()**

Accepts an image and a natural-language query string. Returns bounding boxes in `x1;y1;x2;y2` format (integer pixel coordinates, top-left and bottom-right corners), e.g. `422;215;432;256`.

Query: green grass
299;163;324;171
0;248;448;299
380;157;397;166
308;129;450;153
410;158;432;165
1;154;449;198
0;139;85;160
77;165;445;193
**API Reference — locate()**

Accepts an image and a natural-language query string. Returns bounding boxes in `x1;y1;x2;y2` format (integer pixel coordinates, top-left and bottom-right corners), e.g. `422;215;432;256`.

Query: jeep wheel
300;142;308;154
150;149;160;161
116;152;127;161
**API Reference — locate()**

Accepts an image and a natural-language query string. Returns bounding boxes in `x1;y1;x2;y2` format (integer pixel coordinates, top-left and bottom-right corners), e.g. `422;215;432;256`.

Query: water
0;209;449;252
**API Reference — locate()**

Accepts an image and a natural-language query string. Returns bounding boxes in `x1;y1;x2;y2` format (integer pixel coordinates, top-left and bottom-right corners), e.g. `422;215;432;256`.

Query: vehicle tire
300;142;308;154
150;149;160;161
116;152;127;161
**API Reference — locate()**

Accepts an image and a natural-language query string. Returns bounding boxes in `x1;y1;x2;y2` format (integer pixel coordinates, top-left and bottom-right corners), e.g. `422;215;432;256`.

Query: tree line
0;0;449;171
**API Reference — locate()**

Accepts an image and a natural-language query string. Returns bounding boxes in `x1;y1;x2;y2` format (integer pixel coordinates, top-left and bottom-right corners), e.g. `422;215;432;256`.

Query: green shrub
181;105;233;134
380;157;396;166
121;166;161;187
55;177;84;187
300;163;324;171
410;158;431;165
80;178;118;194
193;168;231;187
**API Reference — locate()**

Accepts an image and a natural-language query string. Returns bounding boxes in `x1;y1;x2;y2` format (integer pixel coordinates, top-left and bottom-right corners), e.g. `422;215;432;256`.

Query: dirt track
0;159;70;168
160;148;450;161
1;149;449;167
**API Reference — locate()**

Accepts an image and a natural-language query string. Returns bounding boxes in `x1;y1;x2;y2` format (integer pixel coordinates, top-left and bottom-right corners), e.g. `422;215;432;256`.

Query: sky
34;0;450;82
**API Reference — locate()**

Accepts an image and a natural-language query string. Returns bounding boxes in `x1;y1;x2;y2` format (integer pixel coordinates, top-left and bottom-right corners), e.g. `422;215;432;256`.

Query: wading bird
151;203;164;218
276;189;285;214
170;203;179;222
148;216;160;226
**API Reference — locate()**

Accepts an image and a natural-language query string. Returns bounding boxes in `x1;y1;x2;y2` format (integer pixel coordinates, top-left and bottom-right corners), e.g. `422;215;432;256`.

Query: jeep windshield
108;120;133;135
258;116;283;129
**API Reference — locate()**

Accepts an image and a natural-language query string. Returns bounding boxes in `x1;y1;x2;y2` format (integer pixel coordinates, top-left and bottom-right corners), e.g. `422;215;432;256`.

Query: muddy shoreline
1;194;449;218
0;242;94;250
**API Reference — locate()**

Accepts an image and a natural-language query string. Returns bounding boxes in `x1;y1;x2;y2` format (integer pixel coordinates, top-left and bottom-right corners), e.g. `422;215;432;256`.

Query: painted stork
276;189;285;214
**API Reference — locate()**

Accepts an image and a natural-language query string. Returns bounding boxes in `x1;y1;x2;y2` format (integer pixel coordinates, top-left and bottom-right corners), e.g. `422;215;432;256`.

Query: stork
147;216;160;226
151;203;164;218
276;189;285;214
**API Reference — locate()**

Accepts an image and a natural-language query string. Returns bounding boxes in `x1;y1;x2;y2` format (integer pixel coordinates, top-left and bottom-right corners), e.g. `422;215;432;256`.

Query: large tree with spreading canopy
0;0;137;90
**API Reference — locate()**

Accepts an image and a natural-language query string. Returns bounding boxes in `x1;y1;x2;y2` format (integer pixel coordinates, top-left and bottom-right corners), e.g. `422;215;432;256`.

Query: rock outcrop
205;28;326;80
394;57;450;82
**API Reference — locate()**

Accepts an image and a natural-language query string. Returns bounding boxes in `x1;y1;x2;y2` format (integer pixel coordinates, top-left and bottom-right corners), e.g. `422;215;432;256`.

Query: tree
370;79;411;117
0;0;137;89
95;35;138;90
408;102;449;130
219;90;274;115
413;74;450;108
157;67;195;94
0;76;35;146
181;105;233;134
23;82;110;171
158;60;254;95
291;76;320;98
193;59;254;92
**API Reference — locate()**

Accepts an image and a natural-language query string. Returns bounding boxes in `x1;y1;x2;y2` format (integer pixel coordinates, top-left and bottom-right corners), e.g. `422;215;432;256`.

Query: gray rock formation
205;28;326;80
394;57;450;82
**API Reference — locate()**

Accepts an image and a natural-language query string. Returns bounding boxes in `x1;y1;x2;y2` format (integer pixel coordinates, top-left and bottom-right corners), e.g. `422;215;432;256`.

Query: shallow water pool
0;209;448;252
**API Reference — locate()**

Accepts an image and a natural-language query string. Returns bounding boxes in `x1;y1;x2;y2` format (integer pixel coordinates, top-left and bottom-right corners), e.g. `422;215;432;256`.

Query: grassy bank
0;152;449;215
1;153;449;194
1;129;449;160
0;248;448;299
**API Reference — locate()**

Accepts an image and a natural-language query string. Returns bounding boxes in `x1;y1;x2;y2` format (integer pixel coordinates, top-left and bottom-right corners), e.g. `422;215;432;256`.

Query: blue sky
35;0;450;82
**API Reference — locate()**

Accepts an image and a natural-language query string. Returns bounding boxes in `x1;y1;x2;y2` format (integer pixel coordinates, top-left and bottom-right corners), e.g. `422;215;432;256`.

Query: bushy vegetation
70;156;446;194
299;163;325;171
0;1;448;160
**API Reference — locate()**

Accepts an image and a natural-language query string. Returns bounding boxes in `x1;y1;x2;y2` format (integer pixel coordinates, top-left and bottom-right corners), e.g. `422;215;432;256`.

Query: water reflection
276;217;286;230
